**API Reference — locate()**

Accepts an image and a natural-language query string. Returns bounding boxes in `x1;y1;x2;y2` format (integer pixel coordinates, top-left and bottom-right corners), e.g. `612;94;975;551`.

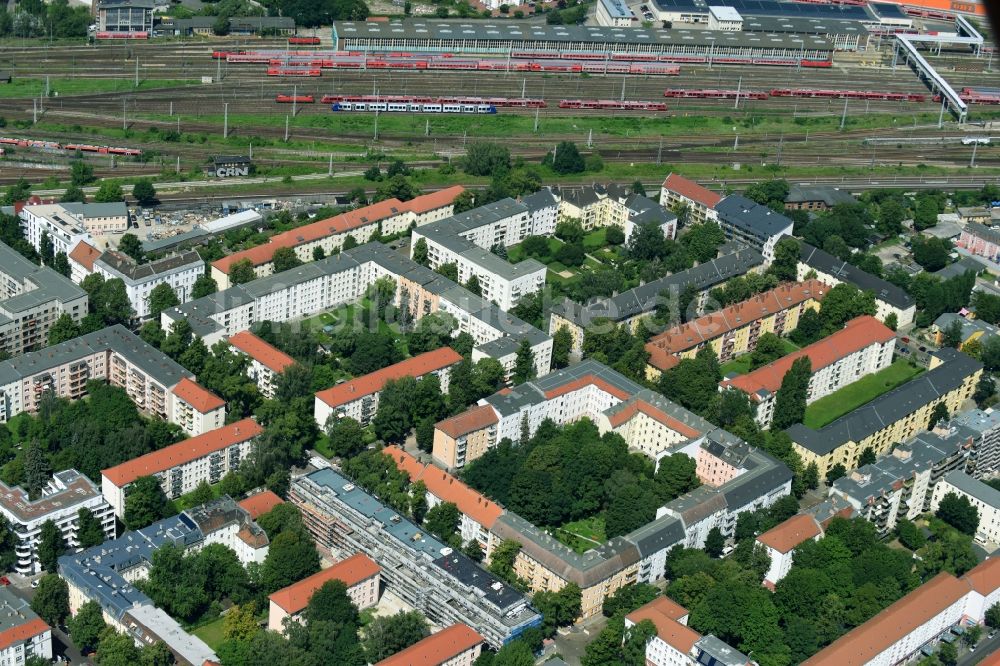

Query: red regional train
275;95;316;103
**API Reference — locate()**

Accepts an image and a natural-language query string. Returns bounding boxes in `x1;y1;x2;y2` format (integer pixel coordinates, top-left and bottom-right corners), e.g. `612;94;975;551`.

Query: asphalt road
960;631;1000;666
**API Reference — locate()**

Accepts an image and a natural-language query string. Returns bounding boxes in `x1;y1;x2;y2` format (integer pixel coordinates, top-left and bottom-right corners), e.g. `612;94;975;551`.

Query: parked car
0;576;11;586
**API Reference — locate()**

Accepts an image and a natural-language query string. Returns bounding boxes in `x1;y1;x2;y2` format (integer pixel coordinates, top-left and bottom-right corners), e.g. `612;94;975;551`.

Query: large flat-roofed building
798;240;916;328
659;173;721;226
597;0;636;26
788;348;983;479
0;588;51;665
92;250;205;320
645;280;828;377
290;468;542;648
19;203;129;256
96;0;154;33
0;241;88;357
650;0;871;24
268;553;381;632
708;5;742;30
376;624;484;666
101;418;262;518
930;470;1000;549
314;348;462;428
714;195;795;263
722;315;896;428
0;469;115;574
227;330;296;399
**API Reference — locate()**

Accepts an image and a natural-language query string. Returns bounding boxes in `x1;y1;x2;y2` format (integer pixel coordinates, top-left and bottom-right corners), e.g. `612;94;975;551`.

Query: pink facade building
958;222;1000;262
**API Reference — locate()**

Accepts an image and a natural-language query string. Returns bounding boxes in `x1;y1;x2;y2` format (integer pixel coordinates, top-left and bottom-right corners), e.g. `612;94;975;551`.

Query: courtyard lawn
192;616;228;650
508;237;565;265
168;482;222;515
719;339;801;378
553;516;607;555
803;359;925;429
582;228;607;251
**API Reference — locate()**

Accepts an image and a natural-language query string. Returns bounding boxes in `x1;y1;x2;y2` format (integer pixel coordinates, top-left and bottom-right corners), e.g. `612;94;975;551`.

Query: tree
93;181;124;203
147;283;179;321
512;338;535;384
552;326;574;369
549;141;585;174
24;443;50;502
124;475;170;530
424;502;460;541
943;319;964;349
826;463;847;484
681;222;725;263
771;357;812;429
602;583;660;618
262;529;320;593
412;237;429;266
326;417;365;459
40;231;54;266
60;184;87;204
928;402;950;429
464;142;510;176
748;332;785;370
96;629;140;666
463;539;484;562
937;641;958;666
986;603;1000;628
52;251;70;278
68;600;106;653
272;246;302;273
705;526;725;558
70;160;94;186
192;275;217;299
117;233;144;263
769;237;800;282
362;610;429;662
0;516;17;573
76;507;106;549
911;236;952;271
466;274;482;296
858;447;876;467
533;583;582;636
223;603;259;642
803;462;819;490
47;312;81;346
31;574;68;626
896;519;926;550
884;312;898;331
306;579;358;627
132;180;156;206
936;492;980;536
229;259;256;285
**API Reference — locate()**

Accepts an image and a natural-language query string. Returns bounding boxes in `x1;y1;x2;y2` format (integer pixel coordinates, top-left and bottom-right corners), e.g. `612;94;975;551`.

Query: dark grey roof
798;240;915;309
721;450;792;510
651;0;871;20
785;185;858;206
716;194;796;239
434;552;527;612
787;348;983;456
963;222;1000;247
142;228;210;254
96;250;203;282
520;188;559;214
941;470;1000;509
741;15;871;35
213;155;251;165
0;241;86;318
229;16;295;28
0;588;43;637
624;514;685;558
933;256;986;280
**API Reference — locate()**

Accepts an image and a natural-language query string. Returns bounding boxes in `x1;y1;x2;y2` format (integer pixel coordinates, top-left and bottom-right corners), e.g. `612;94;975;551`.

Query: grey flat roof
601;0;635;19
652;0;871;20
942;469;1000;509
798;240;914;310
124;605;217;666
786;185;858;206
716;194;795;239
741;14;870;34
62;202;128;218
0;241;86;317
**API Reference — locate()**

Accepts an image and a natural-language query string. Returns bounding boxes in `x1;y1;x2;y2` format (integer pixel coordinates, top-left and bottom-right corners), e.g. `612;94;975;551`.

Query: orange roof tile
604;399;703;438
212;188;462;273
269;553;380;614
963;557;1000;595
626;597;700;654
724;316;895;400
756;514;822;554
228;331;296;374
101;418;262;487
237;490;284;519
977;650;1000;666
375;624;484;666
383;446;504;529
543;375;633;401
662;173;722;209
69;241;101;271
645;280;828;371
171;377;225;413
315;348;462;409
0;618;49;651
435;405;499;439
803;572;970;666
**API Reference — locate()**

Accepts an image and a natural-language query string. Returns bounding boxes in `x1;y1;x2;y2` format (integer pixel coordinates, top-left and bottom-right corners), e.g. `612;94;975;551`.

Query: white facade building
756;514;823;589
596;0;635;26
93;249;204;319
169;377;226;437
19;203;128;256
227;330;295;399
714;195;794;264
0;588;52;665
931;470;1000;550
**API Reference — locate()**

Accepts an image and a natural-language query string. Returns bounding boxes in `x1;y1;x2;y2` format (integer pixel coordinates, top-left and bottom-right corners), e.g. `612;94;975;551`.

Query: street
960;632;1000;666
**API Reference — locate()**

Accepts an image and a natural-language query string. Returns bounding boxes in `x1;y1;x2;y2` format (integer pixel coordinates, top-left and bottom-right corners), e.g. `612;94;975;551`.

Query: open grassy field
803;359;925;429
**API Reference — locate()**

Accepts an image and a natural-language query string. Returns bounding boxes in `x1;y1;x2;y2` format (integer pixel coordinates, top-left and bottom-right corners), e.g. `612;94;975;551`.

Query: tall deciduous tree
68;600;106;653
362;610;429;662
31;574;68;626
229;259;256;285
423;501;460;541
192;275;218;299
936;492;980;536
552;326;574;369
76;507;106;549
512;338;535;384
123;475;170;530
132;180;156;206
117;233;145;263
306;580;359;627
772;357;812;429
147;283;179;320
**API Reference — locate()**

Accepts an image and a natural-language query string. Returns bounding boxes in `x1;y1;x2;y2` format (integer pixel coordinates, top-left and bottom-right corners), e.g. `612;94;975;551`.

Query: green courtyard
552;515;607;555
803;359;925;430
719;338;801;377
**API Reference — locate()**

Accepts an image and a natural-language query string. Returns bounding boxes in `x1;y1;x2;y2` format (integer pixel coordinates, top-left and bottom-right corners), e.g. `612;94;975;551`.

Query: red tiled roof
375;624;484;666
212;188;463;273
0;618;49;652
171;377;226;413
626;597;700;654
101;418;262;487
543;375;633;402
963;557;1000;596
269;554;380;614
315;348;462;409
237;489;284;519
756;514;822;554
435;405;498;439
646;280;828;371
228;331;296;374
69;241;101;271
662;173;722;209
605;399;702;437
384;446;504;529
723;316;895;400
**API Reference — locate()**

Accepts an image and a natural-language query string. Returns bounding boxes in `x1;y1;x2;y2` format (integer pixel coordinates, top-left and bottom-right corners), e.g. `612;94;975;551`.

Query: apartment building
804;558;1000;666
788;348;983;479
958;221;1000;263
798;240;917;328
931;471;1000;549
830;427;972;537
722;315;896;428
624;597;754;666
557;184;678;241
645;280;828;378
59;497;269;665
548;248;763;359
375;624;484;666
0;469;115;575
596;0;635;26
784;184;857;211
932;312;997;350
169;377;225;436
227;330;295;399
714;195;794;263
101;418;263;518
952;408;1000;479
268;553;381;632
19;203;128;255
0;241;88;356
433;359;713;469
92;250;204;319
756;514;823;589
659;173;721;226
210;188;463;288
314;347;462;428
164;243;552;377
289;468;542;648
0;588;51;666
236;489;284;519
68;241;101;284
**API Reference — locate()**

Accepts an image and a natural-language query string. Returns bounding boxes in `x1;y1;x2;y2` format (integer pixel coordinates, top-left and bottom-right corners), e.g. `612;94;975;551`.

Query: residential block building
714;195;794;263
756;514;823;589
227;330;296;399
19;203;128;255
930;470;1000;549
788;348;982;479
932;312;997;350
659;173;721;226
556;184;678;241
0;588;51;666
958;221;1000;263
0;241;88;357
798;240;917;328
375;624;484;666
289;468;542;648
595;0;635;27
68;241;102;284
624;597;754;666
314;347;462;428
101;418;263;518
0;469;115;574
268;553;381;632
210;188;463;288
722;315;896;428
169;377;226;436
645;280;828;377
952;408;1000;479
783;184;857;211
92;249;205;320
